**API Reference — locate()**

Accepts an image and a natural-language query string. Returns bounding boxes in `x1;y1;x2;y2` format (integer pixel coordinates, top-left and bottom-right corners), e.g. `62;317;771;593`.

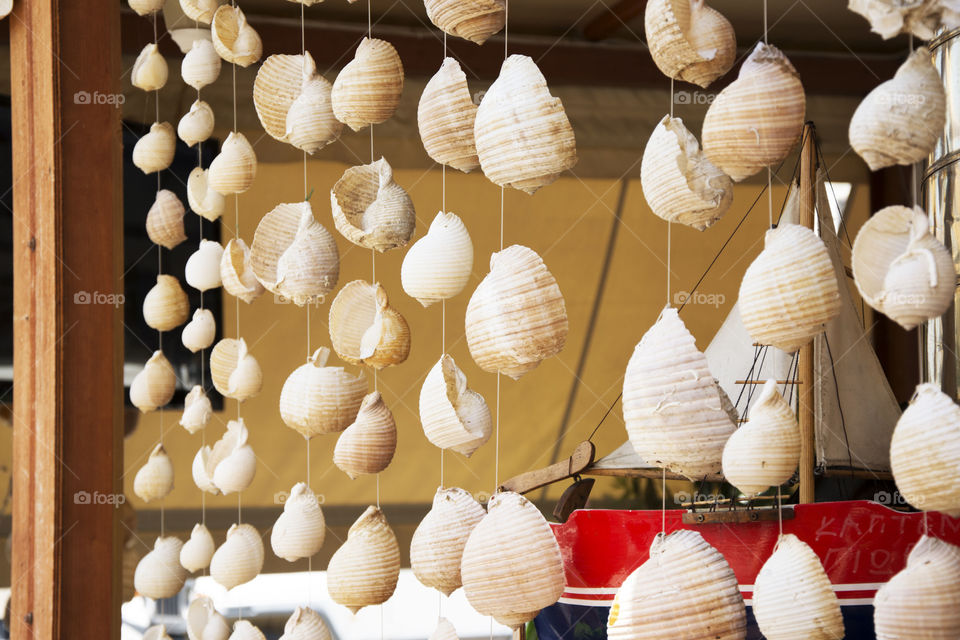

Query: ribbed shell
188;167;226;222
211;5;262;67
181;39;222;90
411;486;486;596
210;338;263;401
207;418;257;495
130;350;177;413
640;114;733;230
401;211;474;307
146;189;187;250
209;132;257;195
279;607;333;640
134;443;175;503
132;43;169;92
429;618;460;640
739;224;841;353
287;75;343;154
327;506;401;613
133;122;176;175
753;534;844;640
279;346;368;438
271;482;326;562
210;523;264;590
424;0;505;44
331;158;416;252
182;308;216;353
702;43;806;181
143;274;190;332
622;306;737;479
254;53;316;141
178;100;215;147
134;536;188;599
229;621;267;640
180;385;212;434
180;0;219;24
186;595;230;640
644;0;736;88
418;59;480;173
333;391;397;479
221;238;266;304
328;280;411;369
180;523;216;573
607;529;746;640
419;355;491;457
465;245;568;379
185;240;224;292
474;55;577;194
331;38;404;132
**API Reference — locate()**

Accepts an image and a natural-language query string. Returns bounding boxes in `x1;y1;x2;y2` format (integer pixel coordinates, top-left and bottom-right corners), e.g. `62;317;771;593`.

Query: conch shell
134;536;188;599
210;523;264;590
211;5;262;67
186;595;230;640
328;281;411;369
181;308;216;353
410;486;485;596
327;506;400;613
132;43;169;92
333;391;397;479
644;0;736;88
178;100;215;147
201;418;257;495
133;443;175;503
188;167;226;221
133;122;176;174
210;338;263;401
418;355;491;457
143;274;190;332
180;385;213;434
331;38;404;132
185;240;224;292
418;58;480;173
182;39;222;90
180;523;216;573
271;482;326;562
401;211;473;306
209;131;257;195
146;189;187;250
130;350;177;413
331;158;416;252
130;0;164;16
279;346;368;438
279;607;332;640
221;238;266;304
424;0;505;44
180;0;219;24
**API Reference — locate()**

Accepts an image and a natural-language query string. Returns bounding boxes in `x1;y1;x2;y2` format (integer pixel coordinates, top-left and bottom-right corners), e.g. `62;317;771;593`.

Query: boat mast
797;121;818;503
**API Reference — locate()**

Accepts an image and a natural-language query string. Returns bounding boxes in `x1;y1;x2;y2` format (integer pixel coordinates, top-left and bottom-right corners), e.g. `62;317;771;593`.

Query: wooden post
9;1;123;639
797;122;818;504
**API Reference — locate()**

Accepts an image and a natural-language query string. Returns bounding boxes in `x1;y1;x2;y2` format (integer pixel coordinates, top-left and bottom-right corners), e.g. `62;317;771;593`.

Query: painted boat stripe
564;583;883;597
558;597;876;608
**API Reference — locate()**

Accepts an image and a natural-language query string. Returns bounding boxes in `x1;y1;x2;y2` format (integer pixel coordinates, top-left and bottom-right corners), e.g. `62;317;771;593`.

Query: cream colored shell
327;506;401;613
474;55;577;194
144;274;190;332
254;52;316;141
429;618;459;640
206;418;257;495
134;122;176;174
210;338;263;401
130;0;164;16
209;131;257;195
143;625;173;640
333;391;397;479
279;607;332;640
180;523;216;573
331;38;404;132
146;189;187;250
134;536;188;599
130;351;177;413
185;240;224;292
418;58;480;173
178;100;215;147
279;346;368;438
186;595;230;640
644;0;736;88
221;238;266;304
132;43;169;92
410;486;485;596
849;0;960;40
182;308;216;353
331;158;416;252
328;280;411;369
180;0;220;24
188;167;226;221
210;523;264;590
271;482;326;562
134;443;175;503
419;355;491;457
424;0;504;44
465;245;568;379
211;5;262;67
401;211;474;306
287;75;343;155
180;385;213;434
182;39;222;90
192;446;218;494
229;621;267;640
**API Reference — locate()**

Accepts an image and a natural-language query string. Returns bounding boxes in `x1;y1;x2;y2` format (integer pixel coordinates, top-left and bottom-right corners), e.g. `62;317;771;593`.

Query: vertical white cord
660;467;666;538
666;222;671;305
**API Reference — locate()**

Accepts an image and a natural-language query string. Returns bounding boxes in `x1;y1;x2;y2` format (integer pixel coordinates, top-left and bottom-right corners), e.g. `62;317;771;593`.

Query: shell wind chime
327;506;401;613
221;238;266;303
180;523;216;573
210;523;265;590
644;0;736;88
146;189;187;250
333;391;397;478
411;486;486;595
193;418;257;495
188;167;226;221
134;122;177;175
328;280;411;368
130;350;177;413
211;5;262;67
424;0;505;44
182;308;217;353
134;536;189;599
271;482;326;562
401;211;474;306
210;337;263;401
182;39;222;90
418;355;491;457
331;38;404;132
180;385;213;433
279;346;368;438
186;595;230;640
418;59;481;173
279;607;332;640
330;158;416;252
622;306;737;479
209;132;258;195
134;443;175;502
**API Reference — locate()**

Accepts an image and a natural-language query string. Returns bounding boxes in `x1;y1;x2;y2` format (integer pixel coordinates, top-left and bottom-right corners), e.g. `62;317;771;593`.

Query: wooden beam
797;122;817;504
10;1;123;639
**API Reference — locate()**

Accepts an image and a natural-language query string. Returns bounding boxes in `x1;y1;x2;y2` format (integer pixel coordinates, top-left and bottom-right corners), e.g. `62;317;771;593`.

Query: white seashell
130;350;177;413
182;39;222;91
221;238;266;304
146;189;187;250
849;0;960;39
411;486;485;596
331;38;404;132
180;0;220;24
130;0;165;16
328;280;411;369
210;338;263;402
327;506;400;613
143;274;190;332
181;385;213;434
207;418;257;495
192;445;219;495
210;523;264;590
418;58;480;173
180;523;216;573
644;0;736;88
186;595;231;640
134;443;175;503
286;74;343;154
182;308;217;353
132;43;169;92
178;100;215;147
209;132;257;195
133;122;176;174
461;491;565;628
229;621;266;640
279;607;332;640
279;346;368;438
254;52;317;141
419;355;491;457
143;625;173;640
401;211;473;307
185;240;224;292
134;536;188;599
424;0;504;44
333;391;397;479
429;618;460;640
271;482;326;562
211;5;262;67
188;167;227;221
330;158;416;252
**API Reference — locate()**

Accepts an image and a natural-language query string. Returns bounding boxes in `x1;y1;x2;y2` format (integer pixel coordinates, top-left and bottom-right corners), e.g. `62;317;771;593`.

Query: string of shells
134;443;174;503
326;506;401;613
424;0;505;44
193;418;257;495
279;346;368;439
211;5;262;67
644;0;736;88
133;122;176;175
328;280;411;369
130;350;177;413
333;391;397;479
330;158;416;252
210;523;265;590
134;536;188;599
210;338;263;401
418;58;481;173
221;238;266;303
419;355;491;457
411;486;486;596
331;38;404;132
271;482;326;562
146;189;187;250
401;211;474;307
180;523;216;573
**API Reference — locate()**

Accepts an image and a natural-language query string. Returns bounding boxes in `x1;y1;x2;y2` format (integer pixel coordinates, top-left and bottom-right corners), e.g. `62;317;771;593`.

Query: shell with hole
279;607;332;640
182;308;217;353
607;529;746;640
221;238;266;304
133;122;176;175
852;205;954;330
287;73;343;155
753;533;844;640
465;245;568;379
419;355;491;457
474;55;577;194
418;58;480;173
327;506;400;613
146;189;188;250
849;0;960;40
333;391;397;479
130;350;177;413
134;536;188;599
722;379;800;497
461;491;565;628
143;625;173;640
210;523;264;590
206;418;257;495
180;0;219;24
133;443;175;503
401;211;473;307
186;595;230;640
623;306;737;479
143;274;190;332
328;280;411;368
279;346;368;439
185;240;224;292
132;43;169;92
429;618;459;640
229;621;267;640
250;201;339;305
702;43;806;181
178;100;215;147
210;338;263;401
331;38;404;132
211;5;262;67
640;114;733;230
644;0;736;88
411;486;485;596
330;158;416;252
209;131;257;195
254;52;316;141
182;39;222;90
180;523;216;573
739;223;841;353
188;167;226;221
181;385;213;434
130;0;164;15
271;482;326;562
424;0;504;44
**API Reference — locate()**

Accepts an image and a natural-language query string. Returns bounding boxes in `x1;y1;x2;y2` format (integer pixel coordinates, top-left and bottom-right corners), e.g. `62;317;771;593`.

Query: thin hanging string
666;222;671;305
763;0;769;43
660;467;666;538
669;77;674;118
763;0;774;229
777;487;783;538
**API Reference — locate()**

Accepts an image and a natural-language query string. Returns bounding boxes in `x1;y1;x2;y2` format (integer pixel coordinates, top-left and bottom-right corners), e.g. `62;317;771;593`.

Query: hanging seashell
852;205;954;330
143;625;173;640
890;383;960;517
429;618;460;640
181;385;213;434
286;74;343;154
146;189;188;250
461;491;565;628
210;338;263;401
143;274;190;332
130;350;177;413
180;0;220;24
182;39;222;91
644;0;736;88
209;132;257;195
182;308;217;353
211;5;262;67
180;523;216;573
327;506;400;613
411;486;485;596
254;53;316;141
607;529;746;640
419;355;491;457
185;240;224;292
178;100;215;147
328;280;411;369
623;306;737;479
424;0;504;44
132;43;169;92
188;167;226;222
279;607;332;640
849;0;960;40
134;536;188;599
133;122;176;175
333;391;397;479
474;55;577;194
330;158;416;252
250;201;339;305
192;445;219;495
186;595;230;640
702;43;806;181
418;58;480;173
207;418;257;494
753;533;844;640
271;482;326;562
640;114;733;230
229;621;267;640
739;223;841;353
221;238;266;304
465;245;568;380
279;346;368;439
722;379;800;496
134;443;175;503
210;523;264;590
331;38;404;132
402;211;473;307
130;0;165;16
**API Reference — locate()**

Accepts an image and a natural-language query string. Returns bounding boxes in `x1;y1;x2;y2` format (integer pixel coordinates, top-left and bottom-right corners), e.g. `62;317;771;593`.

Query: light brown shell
182;308;216;353
279;346;368;439
280;607;333;640
287;75;343;155
474;55;577;194
465;245;568;379
180;523;216;573
221;238;266;304
132;43;169;92
134;536;188;599
210;337;263;401
254;53;316;141
143;274;190;332
180;0;219;24
209;131;257;195
271;482;326;562
331;38;404;132
739;223;841;353
333;391;397;479
418;58;480;173
133;122;176;175
211;5;262;67
401;211;474;307
146;189;187;250
327;506;401;613
210;523;265;590
134;443;175;503
331;158;416;252
411;486;485;596
702;43;806;181
188;166;226;221
181;39;222;91
644;0;736;88
180;385;213;434
419;355;491;457
130;350;177;413
186;595;230;640
178;100;215;147
328;280;411;369
424;0;504;44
